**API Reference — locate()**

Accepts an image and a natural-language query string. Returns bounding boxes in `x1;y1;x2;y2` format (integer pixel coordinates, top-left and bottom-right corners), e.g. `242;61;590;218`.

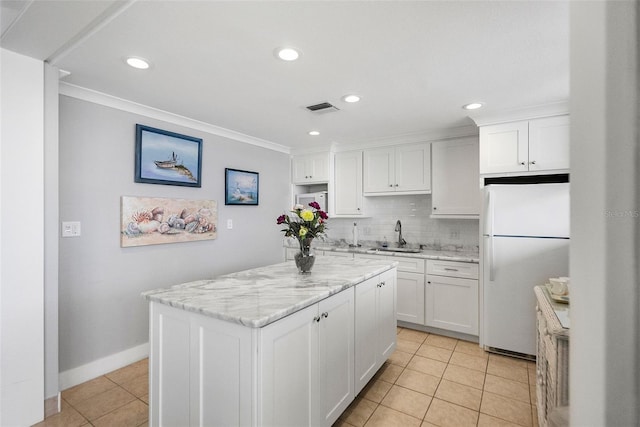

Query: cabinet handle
520;162;526;165
444;268;459;272
427;281;431;284
381;281;385;287
389;184;393;187
313;316;321;323
530;161;536;165
433;206;437;210
357;207;361;211
322;312;329;318
394;184;399;187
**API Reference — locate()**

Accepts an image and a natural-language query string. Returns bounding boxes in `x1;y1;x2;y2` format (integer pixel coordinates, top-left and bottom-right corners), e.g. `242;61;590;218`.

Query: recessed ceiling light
126;57;150;69
308;131;320;136
462;102;484;110
342;94;361;103
275;47;300;61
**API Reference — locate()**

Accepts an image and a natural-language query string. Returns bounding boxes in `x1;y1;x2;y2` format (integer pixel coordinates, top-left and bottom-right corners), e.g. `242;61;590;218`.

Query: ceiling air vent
306;102;340;113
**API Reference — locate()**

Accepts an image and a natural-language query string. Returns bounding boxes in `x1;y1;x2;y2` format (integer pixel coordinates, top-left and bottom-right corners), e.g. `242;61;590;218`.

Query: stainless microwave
295;191;328;212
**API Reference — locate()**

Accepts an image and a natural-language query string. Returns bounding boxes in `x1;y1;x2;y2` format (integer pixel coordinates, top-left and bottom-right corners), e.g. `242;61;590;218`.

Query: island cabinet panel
259;287;355;427
259;303;318;427
149;302;253;427
354;269;397;394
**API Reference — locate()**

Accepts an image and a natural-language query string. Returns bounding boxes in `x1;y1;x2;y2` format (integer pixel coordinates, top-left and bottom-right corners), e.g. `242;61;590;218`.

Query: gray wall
59;95;290;372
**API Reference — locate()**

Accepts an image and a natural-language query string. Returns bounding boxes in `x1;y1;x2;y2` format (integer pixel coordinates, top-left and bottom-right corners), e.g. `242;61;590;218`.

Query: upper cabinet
334;150;364;216
363;142;431;195
431;137;480;218
479;115;569;175
292;152;330;184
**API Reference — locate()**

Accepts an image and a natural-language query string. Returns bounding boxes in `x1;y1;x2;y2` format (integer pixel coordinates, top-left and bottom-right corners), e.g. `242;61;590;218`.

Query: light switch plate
227;219;233;229
62;221;81;237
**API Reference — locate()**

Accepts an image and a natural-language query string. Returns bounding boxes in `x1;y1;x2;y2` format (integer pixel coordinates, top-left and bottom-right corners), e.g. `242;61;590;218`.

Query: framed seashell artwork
121;196;217;247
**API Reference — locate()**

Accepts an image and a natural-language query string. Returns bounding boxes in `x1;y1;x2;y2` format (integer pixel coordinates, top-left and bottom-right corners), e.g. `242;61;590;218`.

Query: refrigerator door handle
487;189;495;281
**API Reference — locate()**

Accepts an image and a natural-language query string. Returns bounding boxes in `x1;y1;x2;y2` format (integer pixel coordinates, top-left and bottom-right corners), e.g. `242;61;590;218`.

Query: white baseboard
44;392;61;417
59;342;149;391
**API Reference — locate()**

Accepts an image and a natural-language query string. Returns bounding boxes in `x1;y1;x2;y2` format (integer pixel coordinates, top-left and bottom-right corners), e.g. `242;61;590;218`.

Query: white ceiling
1;0;569;151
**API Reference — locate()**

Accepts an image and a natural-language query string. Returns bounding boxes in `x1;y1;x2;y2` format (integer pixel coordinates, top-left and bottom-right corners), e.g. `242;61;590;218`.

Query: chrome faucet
395;220;407;247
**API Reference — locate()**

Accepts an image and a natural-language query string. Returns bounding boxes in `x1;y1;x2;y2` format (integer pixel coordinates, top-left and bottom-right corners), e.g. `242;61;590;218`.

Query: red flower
276;214;286;224
318;210;328;220
309;201;321;210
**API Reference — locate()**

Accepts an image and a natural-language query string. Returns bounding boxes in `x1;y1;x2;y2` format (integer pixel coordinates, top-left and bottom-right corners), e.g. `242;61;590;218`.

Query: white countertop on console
142;257;397;328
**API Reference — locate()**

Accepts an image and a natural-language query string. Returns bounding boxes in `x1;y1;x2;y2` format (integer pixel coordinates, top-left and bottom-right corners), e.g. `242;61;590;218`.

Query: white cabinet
334;150;364;215
397;271;425;325
150;268;397;427
363;143;431;195
292;152;330;184
425;260;479;335
431;138;480;218
150;302;254;427
320;250;353;259
354;269;397;393
479;115;569;175
260;287;354;427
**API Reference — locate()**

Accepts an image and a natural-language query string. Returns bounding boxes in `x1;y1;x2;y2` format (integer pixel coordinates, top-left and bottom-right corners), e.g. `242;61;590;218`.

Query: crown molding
59;82;291;154
468;100;569;127
332;124;479;152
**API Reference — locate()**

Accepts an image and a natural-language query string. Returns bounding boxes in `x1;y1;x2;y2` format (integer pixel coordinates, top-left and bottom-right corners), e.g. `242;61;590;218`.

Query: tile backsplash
326;195;479;252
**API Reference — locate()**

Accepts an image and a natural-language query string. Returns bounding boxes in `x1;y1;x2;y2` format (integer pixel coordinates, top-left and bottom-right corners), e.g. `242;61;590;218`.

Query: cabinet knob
394;184;399;187
313;316;321;323
322;312;329;318
380;281;385;287
427;281;431;284
357;207;361;211
530;161;536;165
389;184;393;187
520;162;526;165
309;175;313;178
433;207;437;210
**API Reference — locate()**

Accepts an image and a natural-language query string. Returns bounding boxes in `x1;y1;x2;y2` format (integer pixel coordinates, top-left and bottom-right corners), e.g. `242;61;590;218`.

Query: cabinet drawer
427;260;478;279
322;250;354;258
354;254;425;274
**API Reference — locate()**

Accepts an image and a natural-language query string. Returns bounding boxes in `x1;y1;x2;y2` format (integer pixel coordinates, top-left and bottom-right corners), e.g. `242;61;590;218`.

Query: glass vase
294;237;315;273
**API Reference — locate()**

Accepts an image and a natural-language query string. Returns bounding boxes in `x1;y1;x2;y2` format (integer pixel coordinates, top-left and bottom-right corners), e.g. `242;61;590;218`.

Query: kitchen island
142;257;398;427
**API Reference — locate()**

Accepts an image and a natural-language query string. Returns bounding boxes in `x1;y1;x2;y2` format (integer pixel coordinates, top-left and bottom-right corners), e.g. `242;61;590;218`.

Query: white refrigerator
482;182;569;356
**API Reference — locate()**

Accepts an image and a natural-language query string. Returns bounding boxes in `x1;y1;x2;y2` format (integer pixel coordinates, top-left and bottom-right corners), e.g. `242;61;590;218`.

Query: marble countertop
288;242;479;263
142;257;397;328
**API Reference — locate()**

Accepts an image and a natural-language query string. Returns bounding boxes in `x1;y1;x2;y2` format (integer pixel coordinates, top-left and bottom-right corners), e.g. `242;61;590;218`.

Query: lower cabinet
425;260;479;335
150;268;396;427
260;287;354;427
354;269;397;393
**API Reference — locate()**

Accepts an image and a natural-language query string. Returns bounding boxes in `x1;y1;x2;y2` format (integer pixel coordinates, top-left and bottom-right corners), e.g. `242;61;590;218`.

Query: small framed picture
225;168;259;205
135;124;203;187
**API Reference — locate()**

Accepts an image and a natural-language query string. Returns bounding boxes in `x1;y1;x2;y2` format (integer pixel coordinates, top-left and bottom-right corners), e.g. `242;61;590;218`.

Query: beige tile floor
336;327;538;427
33;358;149;427
34;328;538;427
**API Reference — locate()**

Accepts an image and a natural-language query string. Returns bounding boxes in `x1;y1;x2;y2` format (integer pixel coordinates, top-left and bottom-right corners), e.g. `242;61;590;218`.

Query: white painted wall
58;93;290;386
569;2;638;426
0;49;45;426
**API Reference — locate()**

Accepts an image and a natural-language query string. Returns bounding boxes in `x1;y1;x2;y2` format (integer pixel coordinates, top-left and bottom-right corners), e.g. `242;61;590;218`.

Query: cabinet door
318;288;354;426
396;271;425;324
334;151;363;215
431;138;480;216
479;121;529;174
292;153;329;183
395;143;431;192
425;275;478;335
354;275;379;393
260;303;318;427
363;147;394;193
528;115;570;172
377;269;397;360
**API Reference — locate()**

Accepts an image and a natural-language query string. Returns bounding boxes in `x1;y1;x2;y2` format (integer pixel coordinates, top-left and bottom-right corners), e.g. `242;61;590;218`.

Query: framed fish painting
134;124;203;187
225;168;259;205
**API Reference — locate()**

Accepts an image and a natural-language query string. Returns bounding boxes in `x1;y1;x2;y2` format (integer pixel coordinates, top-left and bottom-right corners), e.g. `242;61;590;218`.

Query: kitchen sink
374;247;421;254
